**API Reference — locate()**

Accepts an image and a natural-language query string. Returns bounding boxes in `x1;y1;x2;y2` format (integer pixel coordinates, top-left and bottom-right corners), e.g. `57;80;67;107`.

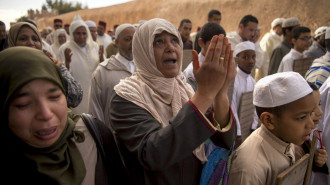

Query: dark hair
255;105;287;118
0;21;5;26
292;26;311;40
282;26;296;37
239;15;258;27
24;20;37;28
200;22;226;44
208;9;221;19
179;19;192;28
307;81;319;91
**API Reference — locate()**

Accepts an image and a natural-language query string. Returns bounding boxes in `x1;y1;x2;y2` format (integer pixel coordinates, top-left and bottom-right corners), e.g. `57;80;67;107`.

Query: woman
109;18;237;185
8;22;83;108
51;28;68;59
0;47;128;185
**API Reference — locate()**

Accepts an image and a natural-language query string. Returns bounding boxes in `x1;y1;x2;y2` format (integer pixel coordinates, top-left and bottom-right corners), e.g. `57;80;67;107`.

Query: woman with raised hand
109;18;237;185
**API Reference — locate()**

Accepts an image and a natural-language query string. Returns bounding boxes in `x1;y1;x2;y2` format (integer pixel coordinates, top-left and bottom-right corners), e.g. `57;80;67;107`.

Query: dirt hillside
35;0;330;38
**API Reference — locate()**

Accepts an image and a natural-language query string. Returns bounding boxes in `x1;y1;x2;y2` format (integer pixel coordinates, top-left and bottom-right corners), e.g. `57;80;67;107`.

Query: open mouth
35;127;57;140
303;133;311;141
163;59;177;64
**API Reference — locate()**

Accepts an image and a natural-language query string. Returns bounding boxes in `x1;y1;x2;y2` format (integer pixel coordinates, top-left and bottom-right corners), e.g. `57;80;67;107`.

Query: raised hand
64;48;73;69
99;45;104;62
314;146;328;167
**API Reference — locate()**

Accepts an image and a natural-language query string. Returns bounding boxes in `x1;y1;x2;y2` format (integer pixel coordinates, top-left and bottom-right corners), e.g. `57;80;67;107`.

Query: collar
115;53;133;66
237;66;250;78
259;125;295;164
290;48;304;57
270;29;282;39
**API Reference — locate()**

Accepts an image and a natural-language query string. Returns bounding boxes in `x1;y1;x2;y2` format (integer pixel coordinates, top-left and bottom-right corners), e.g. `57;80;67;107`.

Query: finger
222;43;231;70
213;34;224;63
220;36;228;59
203;35;218;64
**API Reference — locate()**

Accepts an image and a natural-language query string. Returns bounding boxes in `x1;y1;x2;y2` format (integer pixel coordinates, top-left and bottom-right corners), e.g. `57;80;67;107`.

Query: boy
183;22;226;79
228;72;315;185
231;41;259;147
278;26;312;72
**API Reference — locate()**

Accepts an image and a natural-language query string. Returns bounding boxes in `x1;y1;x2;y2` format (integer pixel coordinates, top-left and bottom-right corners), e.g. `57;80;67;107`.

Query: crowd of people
0;7;329;185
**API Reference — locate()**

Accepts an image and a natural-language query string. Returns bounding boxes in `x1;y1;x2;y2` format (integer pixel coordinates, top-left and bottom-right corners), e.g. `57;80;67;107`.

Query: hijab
69;14;94;49
0;47;86;184
114;18;207;162
8;22;42;47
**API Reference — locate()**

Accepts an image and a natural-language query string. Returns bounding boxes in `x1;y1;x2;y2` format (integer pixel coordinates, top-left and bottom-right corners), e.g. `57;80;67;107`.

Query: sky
0;0;133;29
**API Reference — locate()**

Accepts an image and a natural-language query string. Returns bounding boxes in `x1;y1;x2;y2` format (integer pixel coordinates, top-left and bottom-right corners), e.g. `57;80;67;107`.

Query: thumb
192;50;200;76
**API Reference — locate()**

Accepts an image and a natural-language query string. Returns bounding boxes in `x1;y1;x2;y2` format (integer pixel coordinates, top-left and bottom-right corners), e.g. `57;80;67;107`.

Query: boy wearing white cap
278;26;312;72
88;23;136;126
231;41;259;147
228;72;315;185
305;27;330;88
305;26;328;61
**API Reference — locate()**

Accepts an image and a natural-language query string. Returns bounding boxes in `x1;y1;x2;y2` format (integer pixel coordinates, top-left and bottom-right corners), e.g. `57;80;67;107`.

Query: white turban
85;20;96;28
234;41;255;57
114;23;135;39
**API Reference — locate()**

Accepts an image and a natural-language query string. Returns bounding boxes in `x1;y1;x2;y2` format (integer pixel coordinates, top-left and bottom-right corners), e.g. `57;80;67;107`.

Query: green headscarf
0;47;86;184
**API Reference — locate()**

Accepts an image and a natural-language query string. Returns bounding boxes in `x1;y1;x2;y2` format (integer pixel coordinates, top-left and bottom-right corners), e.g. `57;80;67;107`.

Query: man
58;14;102;114
227;15;267;79
46;18;63;45
260;18;285;60
0;21;8;52
64;24;70;35
178;19;193;49
88;23;136;125
97;20;112;49
305;27;330;88
278;26;312;72
268;17;301;75
85;20;98;42
193;9;221;53
304;26;327;61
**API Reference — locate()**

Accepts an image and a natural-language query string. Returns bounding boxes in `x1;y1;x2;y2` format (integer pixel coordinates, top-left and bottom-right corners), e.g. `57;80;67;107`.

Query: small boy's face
236;50;256;73
293;32;312;53
311;90;323;129
271;94;315;145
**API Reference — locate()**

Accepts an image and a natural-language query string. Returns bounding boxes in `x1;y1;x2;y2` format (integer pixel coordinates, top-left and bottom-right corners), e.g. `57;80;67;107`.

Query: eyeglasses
298;36;312;41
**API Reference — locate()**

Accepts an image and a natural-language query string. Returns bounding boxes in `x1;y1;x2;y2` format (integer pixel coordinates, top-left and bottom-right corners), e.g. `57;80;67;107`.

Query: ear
198;38;204;48
260;112;276;130
239;24;244;31
292;38;297;45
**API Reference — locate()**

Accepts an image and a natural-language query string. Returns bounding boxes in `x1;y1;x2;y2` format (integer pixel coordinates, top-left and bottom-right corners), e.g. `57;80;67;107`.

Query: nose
27;38;35;46
306;116;314;130
165;42;175;53
35;100;53;121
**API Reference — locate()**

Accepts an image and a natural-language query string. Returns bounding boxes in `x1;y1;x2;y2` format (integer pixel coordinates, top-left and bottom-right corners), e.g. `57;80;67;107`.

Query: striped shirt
305;51;330;88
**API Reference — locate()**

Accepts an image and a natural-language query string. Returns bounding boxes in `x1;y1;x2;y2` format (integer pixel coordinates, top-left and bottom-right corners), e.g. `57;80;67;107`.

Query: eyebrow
14;87;60;99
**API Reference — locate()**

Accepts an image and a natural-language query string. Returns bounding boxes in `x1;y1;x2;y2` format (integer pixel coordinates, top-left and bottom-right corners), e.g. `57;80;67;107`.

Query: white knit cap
114;23;135;39
314;26;328;38
85;20;96;28
271;18;285;28
282;17;300;28
253;72;313;108
326;27;330;39
234;41;255;57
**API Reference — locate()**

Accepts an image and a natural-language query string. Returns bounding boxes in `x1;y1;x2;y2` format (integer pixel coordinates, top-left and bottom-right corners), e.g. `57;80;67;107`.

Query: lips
35;127;57;140
163;59;177;64
303;133;311;141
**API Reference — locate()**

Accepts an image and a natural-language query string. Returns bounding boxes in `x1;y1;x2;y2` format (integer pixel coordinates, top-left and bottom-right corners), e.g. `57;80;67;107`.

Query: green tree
42;0;88;15
16;15;28;22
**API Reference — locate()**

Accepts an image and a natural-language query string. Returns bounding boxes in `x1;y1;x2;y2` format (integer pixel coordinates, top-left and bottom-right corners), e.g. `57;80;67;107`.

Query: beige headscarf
114;18;207;162
8;22;42;47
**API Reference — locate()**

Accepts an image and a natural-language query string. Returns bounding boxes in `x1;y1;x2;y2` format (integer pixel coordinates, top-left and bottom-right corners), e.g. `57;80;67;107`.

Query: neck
238;66;251;74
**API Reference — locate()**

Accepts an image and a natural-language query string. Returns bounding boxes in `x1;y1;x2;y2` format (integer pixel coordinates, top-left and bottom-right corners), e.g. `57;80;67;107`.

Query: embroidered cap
253;72;313;108
314;26;327;38
234;41;255;57
282;17;300;28
98;20;106;28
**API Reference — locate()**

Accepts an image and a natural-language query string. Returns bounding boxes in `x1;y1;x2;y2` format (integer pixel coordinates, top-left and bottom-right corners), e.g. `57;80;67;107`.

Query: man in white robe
59;14;102;114
46;19;63;45
97;20;112;50
88;24;136;125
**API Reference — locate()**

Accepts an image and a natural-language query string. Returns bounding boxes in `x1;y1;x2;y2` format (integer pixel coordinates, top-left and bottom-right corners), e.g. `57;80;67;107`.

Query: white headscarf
69;14;94;48
114;18;207;162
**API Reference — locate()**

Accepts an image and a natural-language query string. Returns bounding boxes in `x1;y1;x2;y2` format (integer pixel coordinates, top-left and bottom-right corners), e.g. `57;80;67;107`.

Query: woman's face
8;79;67;148
153;31;182;78
15;26;42;50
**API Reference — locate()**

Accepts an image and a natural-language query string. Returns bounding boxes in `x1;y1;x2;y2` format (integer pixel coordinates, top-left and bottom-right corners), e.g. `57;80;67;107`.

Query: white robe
277;48;305;72
97;34;112;48
231;67;259;136
58;40;99;114
310;77;330;185
260;30;282;60
183;52;204;79
88;53;134;125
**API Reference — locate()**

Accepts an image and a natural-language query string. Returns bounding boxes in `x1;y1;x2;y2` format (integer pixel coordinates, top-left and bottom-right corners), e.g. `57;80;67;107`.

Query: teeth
38;128;55;136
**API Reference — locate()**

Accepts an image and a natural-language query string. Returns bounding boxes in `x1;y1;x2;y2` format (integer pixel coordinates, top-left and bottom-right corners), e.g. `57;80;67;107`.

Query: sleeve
109;94;236;171
228;168;264;185
183;62;194;79
59;64;83;108
268;48;282;75
231;81;241;136
88;69;105;123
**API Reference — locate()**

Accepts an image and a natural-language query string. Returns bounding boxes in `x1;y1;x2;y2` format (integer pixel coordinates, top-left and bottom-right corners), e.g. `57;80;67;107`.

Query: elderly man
305;26;328;61
260;18;285;60
227;15;267;80
97;20;112;49
46;18;63;45
178;19;193;49
268;17;301;75
58;14;103;114
88;23;136;125
305;27;330;88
